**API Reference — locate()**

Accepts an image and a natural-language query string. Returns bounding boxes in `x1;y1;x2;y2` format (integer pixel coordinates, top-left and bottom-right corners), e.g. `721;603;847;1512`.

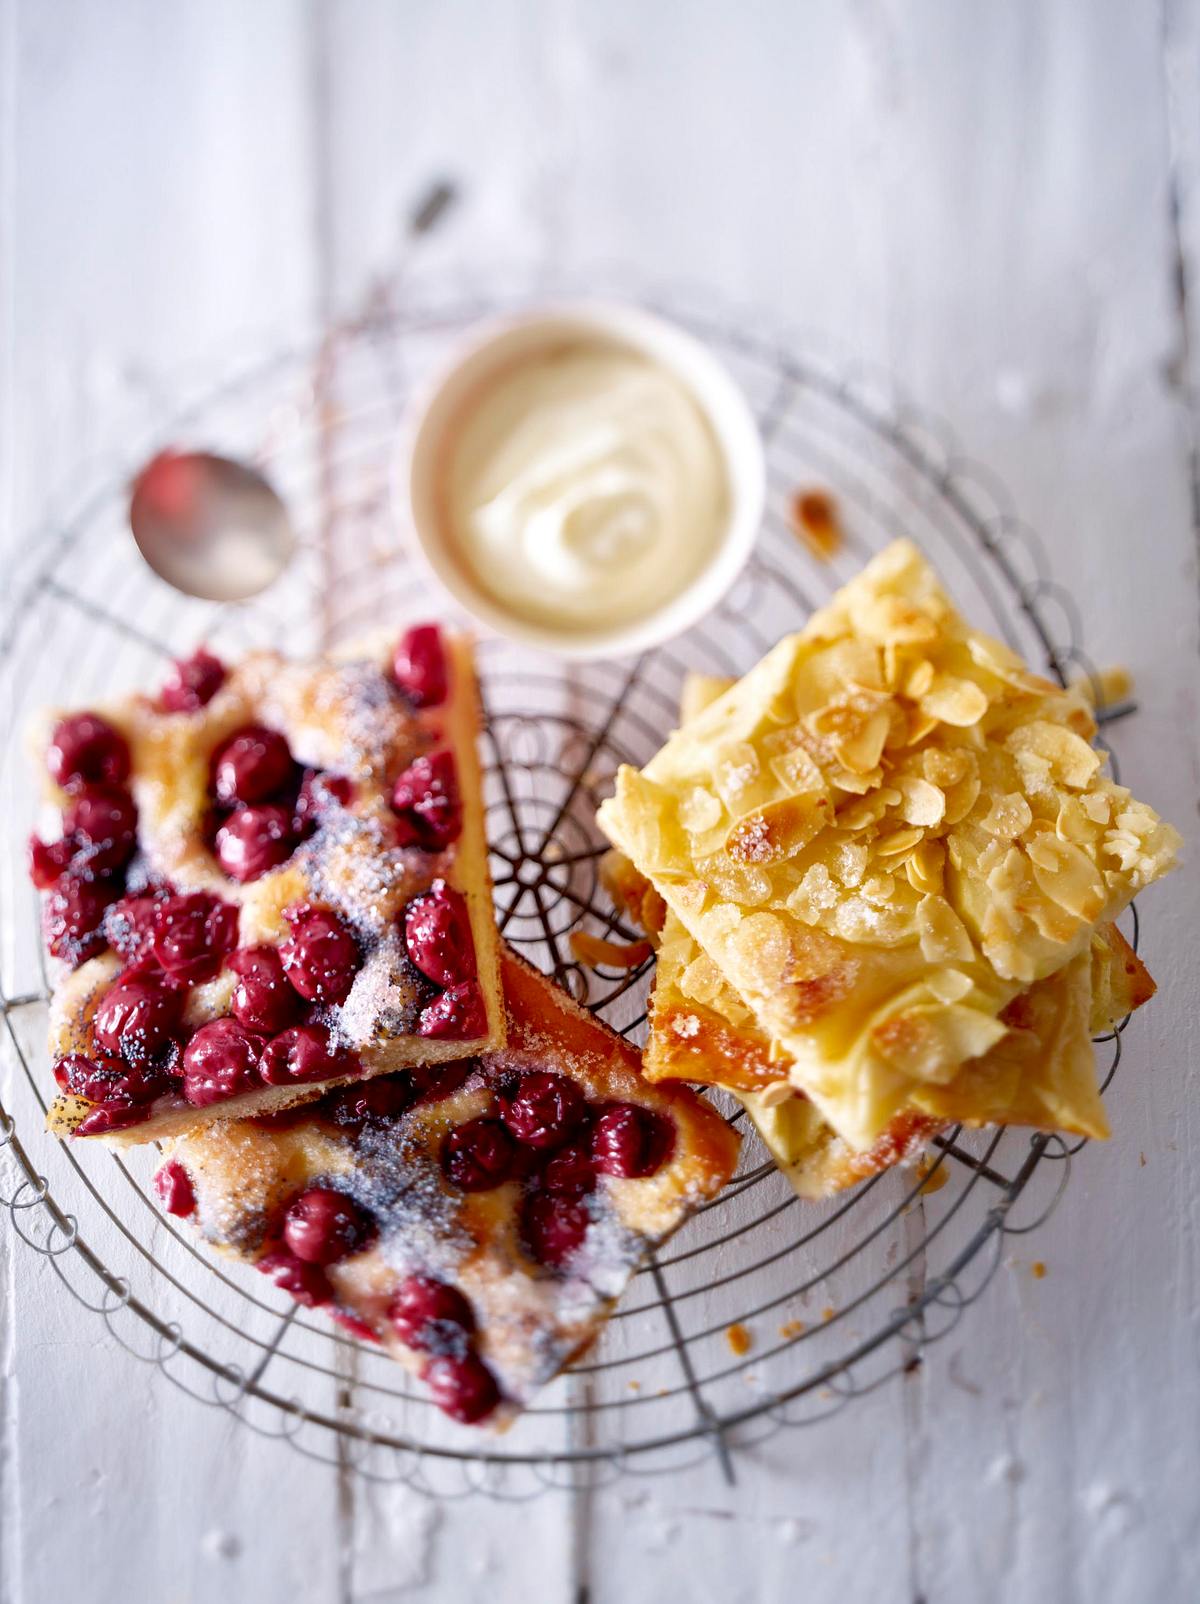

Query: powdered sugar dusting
730;813;771;862
576;1199;648;1299
300;805;433;940
352;1122;472;1281
259;656;424;783
335;930;430;1049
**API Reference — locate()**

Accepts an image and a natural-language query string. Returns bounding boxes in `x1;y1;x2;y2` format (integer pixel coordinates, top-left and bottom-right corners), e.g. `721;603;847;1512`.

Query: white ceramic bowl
397;301;766;660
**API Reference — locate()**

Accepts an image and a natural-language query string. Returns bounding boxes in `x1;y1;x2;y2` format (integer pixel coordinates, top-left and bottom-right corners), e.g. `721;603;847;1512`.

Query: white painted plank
0;5;20;1599
861;5;1200;1596
3;1;1199;1601
0;4;346;1603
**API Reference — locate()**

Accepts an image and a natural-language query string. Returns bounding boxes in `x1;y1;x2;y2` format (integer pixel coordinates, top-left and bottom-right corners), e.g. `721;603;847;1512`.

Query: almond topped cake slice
644;904;1151;1197
32;624;503;1142
153;948;739;1428
598;541;1179;1154
601;672;1157;1198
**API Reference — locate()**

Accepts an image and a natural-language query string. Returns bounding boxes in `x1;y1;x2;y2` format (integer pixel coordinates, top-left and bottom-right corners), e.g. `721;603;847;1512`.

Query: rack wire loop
0;279;1146;1493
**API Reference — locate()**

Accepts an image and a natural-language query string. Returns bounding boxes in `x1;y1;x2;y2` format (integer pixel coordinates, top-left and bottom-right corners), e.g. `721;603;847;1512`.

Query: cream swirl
444;342;728;632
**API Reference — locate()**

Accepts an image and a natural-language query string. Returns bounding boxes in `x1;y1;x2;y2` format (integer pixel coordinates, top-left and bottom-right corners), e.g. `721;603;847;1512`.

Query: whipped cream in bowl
400;303;765;659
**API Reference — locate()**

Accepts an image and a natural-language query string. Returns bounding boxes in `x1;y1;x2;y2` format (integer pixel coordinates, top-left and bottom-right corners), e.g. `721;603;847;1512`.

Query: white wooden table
2;4;1198;1600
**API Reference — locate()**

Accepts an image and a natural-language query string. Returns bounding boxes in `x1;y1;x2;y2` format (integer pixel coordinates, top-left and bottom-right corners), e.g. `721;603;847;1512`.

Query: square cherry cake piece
32;624;503;1142
153;948;740;1428
599;542;1179;1154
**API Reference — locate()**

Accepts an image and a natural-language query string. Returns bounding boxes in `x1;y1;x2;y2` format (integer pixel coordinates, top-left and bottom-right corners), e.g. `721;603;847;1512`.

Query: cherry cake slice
155;948;740;1428
33;625;504;1144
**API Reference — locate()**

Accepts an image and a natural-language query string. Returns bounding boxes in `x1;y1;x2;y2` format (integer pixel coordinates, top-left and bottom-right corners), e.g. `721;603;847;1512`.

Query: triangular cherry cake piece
153;948;740;1428
32;625;503;1142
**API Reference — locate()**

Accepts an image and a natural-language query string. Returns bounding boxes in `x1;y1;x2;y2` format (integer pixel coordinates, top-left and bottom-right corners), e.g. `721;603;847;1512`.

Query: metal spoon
129;181;459;604
129;449;296;602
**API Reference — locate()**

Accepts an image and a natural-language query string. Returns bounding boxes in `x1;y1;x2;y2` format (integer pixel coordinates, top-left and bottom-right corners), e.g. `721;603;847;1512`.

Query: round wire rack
0;278;1141;1496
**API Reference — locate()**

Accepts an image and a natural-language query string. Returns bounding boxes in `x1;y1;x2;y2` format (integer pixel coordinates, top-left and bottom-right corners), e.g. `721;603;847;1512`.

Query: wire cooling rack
0;279;1142;1496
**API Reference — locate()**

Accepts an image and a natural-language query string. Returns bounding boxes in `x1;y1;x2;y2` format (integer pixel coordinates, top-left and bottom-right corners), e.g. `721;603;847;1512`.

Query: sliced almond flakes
894;775;946;827
724;794;833;866
920;675;990;728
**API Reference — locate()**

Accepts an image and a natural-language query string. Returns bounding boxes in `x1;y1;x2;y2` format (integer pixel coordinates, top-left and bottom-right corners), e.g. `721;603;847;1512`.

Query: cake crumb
821;1306;836;1322
778;1319;805;1340
627;1380;641;1392
790;488;843;560
569;930;652;971
1031;1261;1047;1280
726;1322;754;1356
916;1157;949;1194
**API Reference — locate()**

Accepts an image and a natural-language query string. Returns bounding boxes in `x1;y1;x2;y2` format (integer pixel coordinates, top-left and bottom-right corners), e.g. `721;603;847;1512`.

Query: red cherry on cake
27;834;75;890
541;1143;597;1198
293;770;354;837
93;970;183;1063
259;1023;356;1085
280;905;361;1005
75;1101;152;1137
228;945;300;1034
53;1052;107;1097
418;981;487;1041
440;1118;515;1192
408;1060;472;1107
389;1275;476;1351
159;647;226;713
153;1158;196;1217
214;803;295;882
422;1352;499;1424
256;1248;333;1308
42;871;118;966
391;750;462;850
104;889;165;964
61;784;138;877
55;1050;138;1101
180;1017;265;1106
589;1104;674;1179
211;724;295;806
392;623;448;709
282;1186;374;1265
56;1047;172;1107
151;891;238;985
47;712;130;790
499;1071;587;1151
520;1191;590;1269
403;882;476;988
324;1075;414;1132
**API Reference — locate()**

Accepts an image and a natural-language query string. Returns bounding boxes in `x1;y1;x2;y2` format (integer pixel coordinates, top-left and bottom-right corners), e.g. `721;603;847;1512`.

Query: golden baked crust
38;630;503;1143
739;923;1152;1197
611;850;1151;1193
635;867;1151;1169
612;827;1148;1193
161;948;739;1428
598;541;1179;1152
